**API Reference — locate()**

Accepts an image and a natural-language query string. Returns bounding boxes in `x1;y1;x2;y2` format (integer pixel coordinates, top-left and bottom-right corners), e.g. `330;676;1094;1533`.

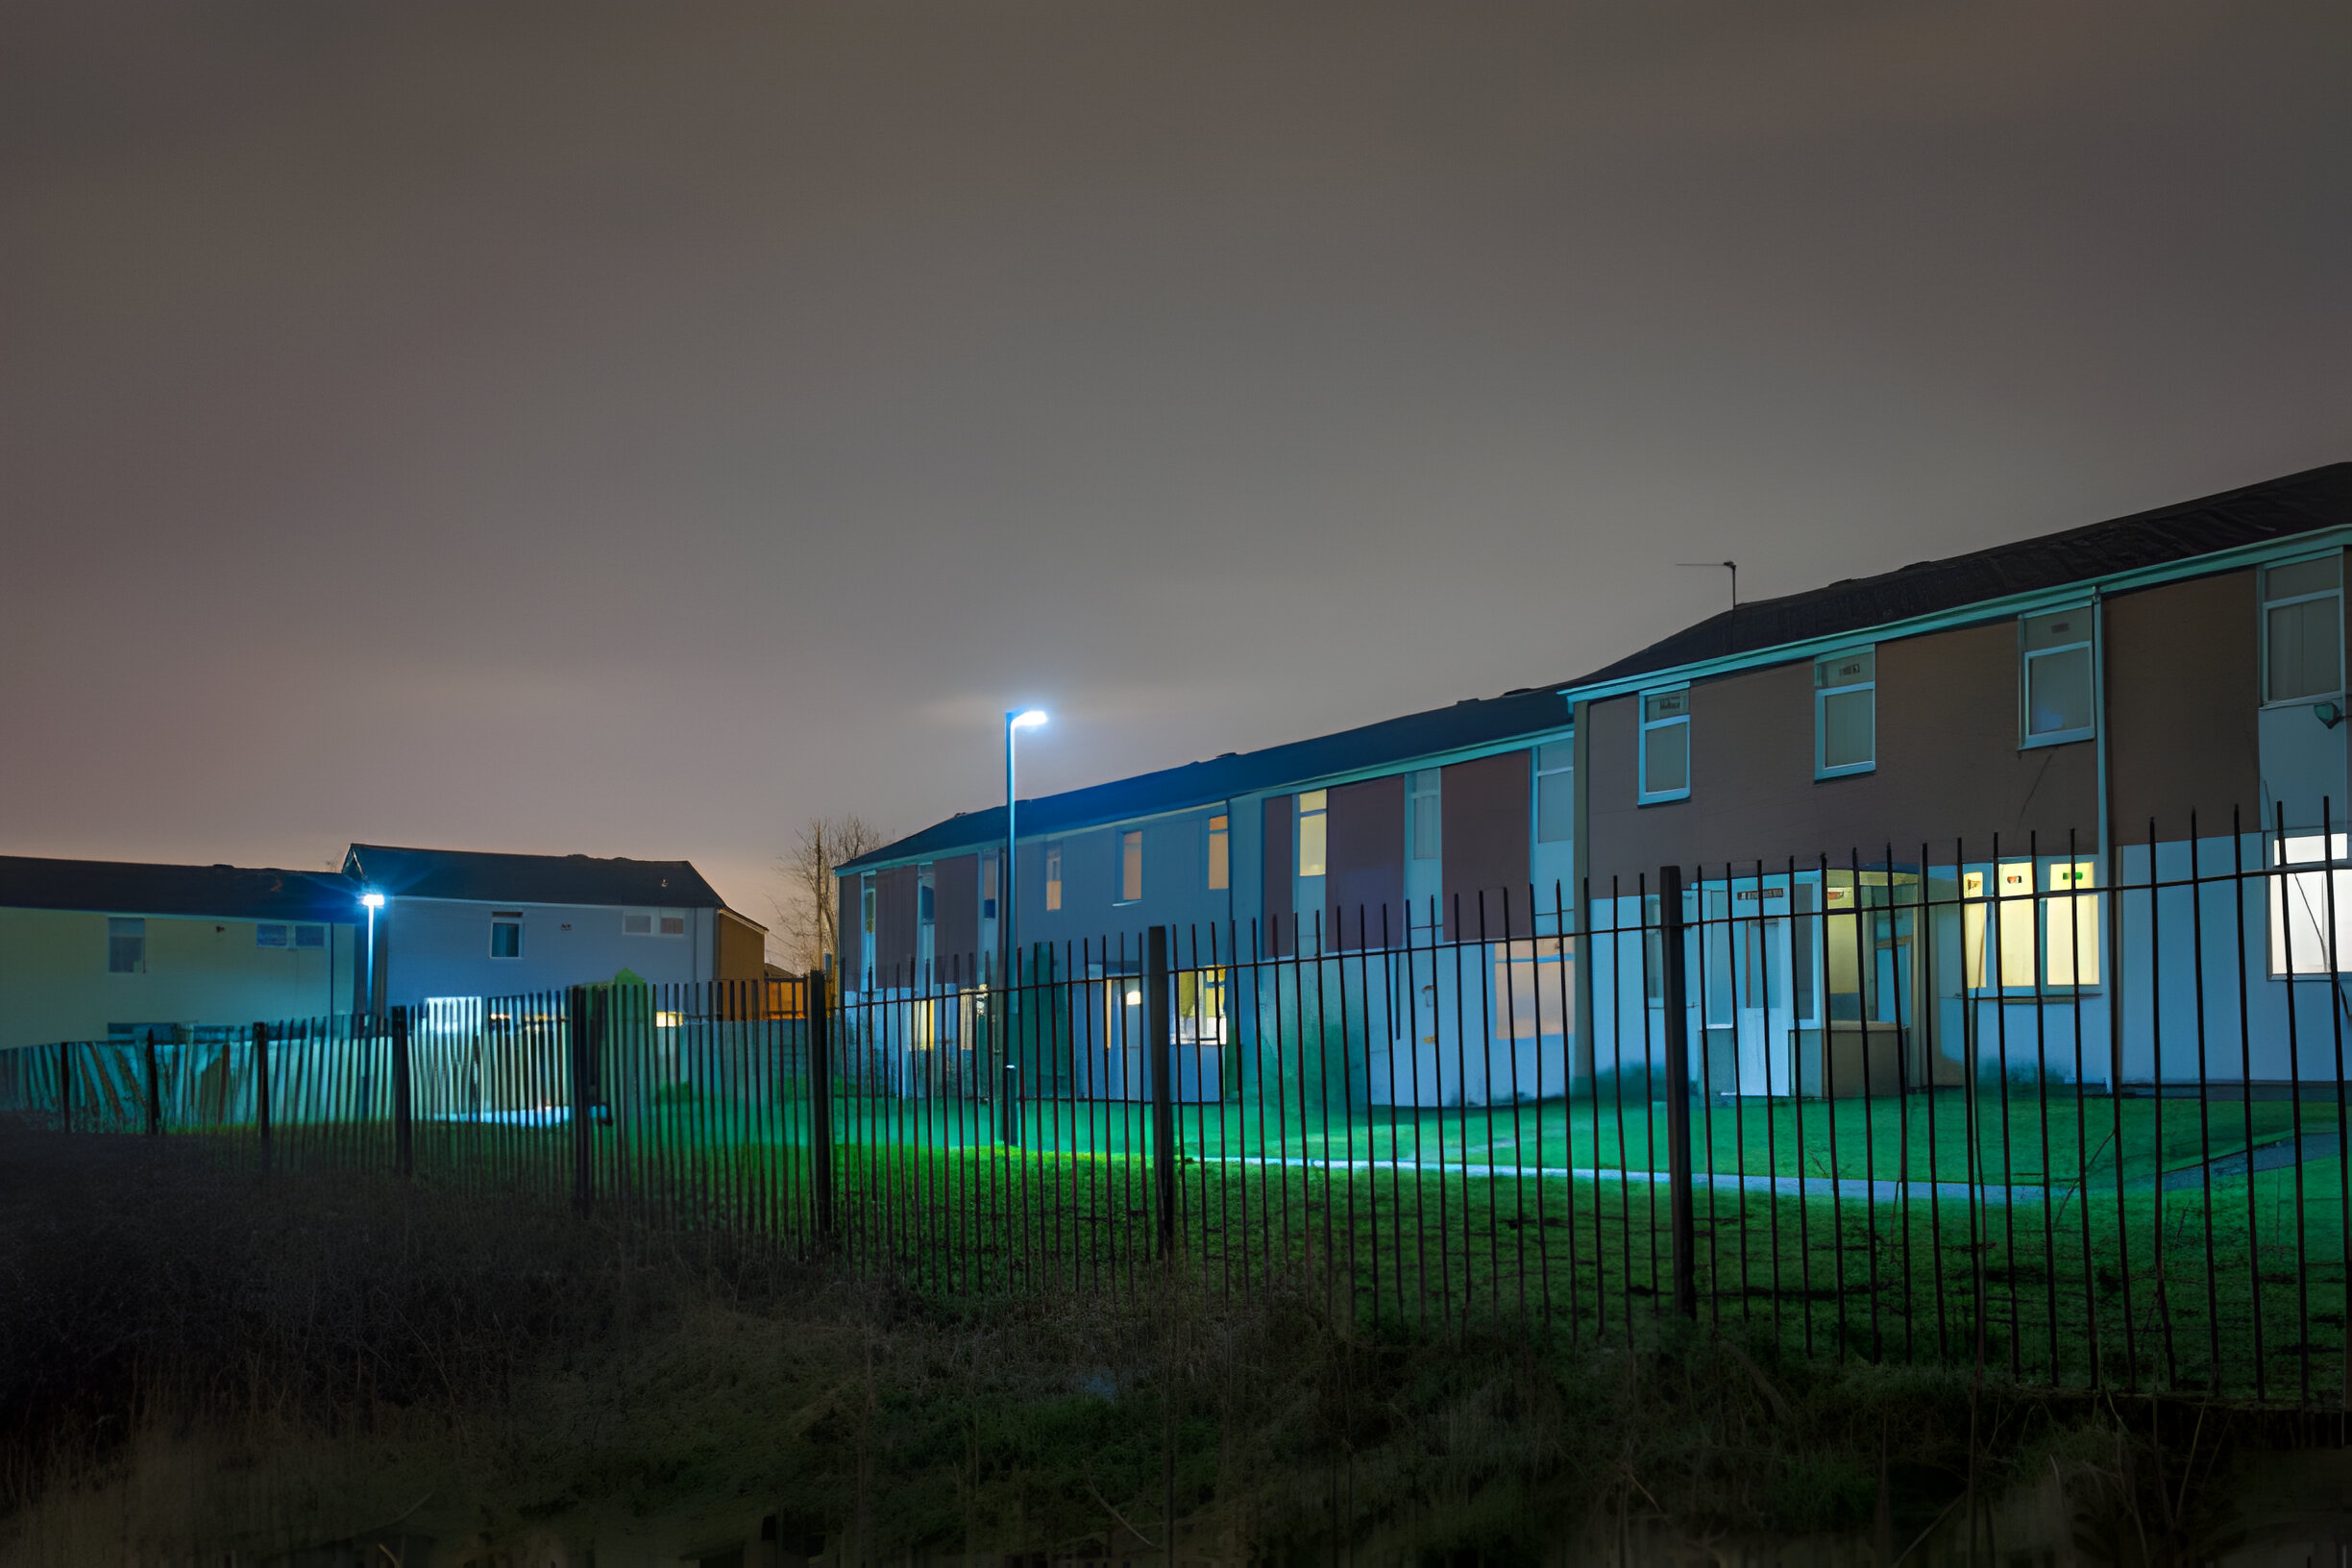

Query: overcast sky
4;3;2347;943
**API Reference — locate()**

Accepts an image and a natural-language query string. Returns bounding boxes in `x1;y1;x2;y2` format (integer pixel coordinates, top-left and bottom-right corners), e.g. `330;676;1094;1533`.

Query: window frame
1812;647;1876;779
1296;790;1330;878
1115;829;1143;904
490;912;524;960
1534;740;1574;842
1637;685;1692;805
2261;550;2345;709
1043;842;1064;912
107;917;146;975
1408;770;1441;862
2019;606;2097;749
1205;814;1230;892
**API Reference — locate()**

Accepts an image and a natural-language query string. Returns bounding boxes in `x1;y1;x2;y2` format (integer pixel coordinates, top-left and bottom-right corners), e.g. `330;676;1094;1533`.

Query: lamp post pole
360;892;385;1021
1001;710;1047;992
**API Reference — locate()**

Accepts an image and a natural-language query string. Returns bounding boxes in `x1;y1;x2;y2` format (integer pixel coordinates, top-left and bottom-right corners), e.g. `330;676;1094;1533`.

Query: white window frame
490;912;524;960
1534;741;1574;842
2019;606;2096;748
2261;551;2344;709
1637;685;1692;805
1408;770;1440;862
1813;647;1875;779
1116;829;1143;904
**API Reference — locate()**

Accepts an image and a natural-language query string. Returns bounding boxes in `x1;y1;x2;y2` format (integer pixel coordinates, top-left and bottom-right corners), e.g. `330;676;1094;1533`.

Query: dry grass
0;1125;2287;1565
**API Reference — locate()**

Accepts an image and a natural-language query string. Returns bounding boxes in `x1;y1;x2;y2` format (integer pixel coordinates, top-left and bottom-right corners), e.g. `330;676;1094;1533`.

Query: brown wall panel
1326;773;1405;948
933;853;980;981
1585;618;2099;881
2107;571;2260;832
1442;750;1531;938
1262;795;1294;956
872;865;919;985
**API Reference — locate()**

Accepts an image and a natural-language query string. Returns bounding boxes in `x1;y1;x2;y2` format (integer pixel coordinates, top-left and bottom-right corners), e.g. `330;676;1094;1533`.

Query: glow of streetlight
1010;709;1048;729
360;892;385;910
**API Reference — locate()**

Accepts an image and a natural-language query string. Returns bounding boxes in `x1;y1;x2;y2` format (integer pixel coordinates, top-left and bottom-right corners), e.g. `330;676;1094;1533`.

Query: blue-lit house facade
842;463;2352;1104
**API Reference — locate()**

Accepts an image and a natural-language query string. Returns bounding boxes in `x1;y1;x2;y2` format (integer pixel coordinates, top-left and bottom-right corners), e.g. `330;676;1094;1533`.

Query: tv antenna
1678;560;1737;611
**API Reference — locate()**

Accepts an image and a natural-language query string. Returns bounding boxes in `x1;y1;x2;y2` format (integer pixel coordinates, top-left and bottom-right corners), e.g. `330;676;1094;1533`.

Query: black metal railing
6;809;2352;1402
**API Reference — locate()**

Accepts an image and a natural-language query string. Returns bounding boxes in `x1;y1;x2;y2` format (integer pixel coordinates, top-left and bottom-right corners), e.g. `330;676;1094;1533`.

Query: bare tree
771;815;892;975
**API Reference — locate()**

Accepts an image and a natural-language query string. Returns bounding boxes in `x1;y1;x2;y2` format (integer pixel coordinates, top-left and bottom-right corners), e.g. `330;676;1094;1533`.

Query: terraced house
840;463;2352;1104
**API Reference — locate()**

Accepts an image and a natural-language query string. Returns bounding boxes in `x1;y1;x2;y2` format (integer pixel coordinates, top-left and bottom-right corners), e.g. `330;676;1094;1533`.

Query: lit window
1297;791;1328;877
1117;830;1143;902
1534;743;1573;843
108;917;145;974
1044;844;1063;911
1177;967;1228;1043
2021;609;2095;745
1409;771;1440;861
2270;833;2352;975
1962;863;2097;989
256;923;289;948
1814;649;1874;776
490;914;523;959
1206;815;1229;891
293;924;326;949
2265;555;2342;704
1638;688;1690;803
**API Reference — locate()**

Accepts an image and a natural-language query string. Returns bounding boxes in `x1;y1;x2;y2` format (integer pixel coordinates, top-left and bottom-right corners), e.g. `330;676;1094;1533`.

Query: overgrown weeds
0;1129;2295;1564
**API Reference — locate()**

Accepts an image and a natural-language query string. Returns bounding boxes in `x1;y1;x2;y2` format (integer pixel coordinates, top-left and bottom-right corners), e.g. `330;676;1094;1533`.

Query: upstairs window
108;917;145;974
1534;742;1574;842
625;908;687;937
861;884;875;935
1638;688;1690;803
1117;831;1143;903
256;923;290;948
2021;609;2095;746
1296;790;1329;877
1206;815;1230;891
1044;844;1064;912
982;853;999;919
918;866;936;926
490;912;523;959
1408;771;1440;861
1815;649;1875;777
294;923;326;948
2265;554;2343;704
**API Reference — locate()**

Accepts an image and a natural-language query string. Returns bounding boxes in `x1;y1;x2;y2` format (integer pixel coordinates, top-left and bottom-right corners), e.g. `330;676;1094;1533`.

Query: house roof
1564;461;2352;691
841;460;2350;877
837;686;1571;872
0;855;361;922
342;845;723;908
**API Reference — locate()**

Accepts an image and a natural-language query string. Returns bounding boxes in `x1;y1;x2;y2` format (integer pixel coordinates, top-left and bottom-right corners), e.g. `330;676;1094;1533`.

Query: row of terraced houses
836;462;2352;1098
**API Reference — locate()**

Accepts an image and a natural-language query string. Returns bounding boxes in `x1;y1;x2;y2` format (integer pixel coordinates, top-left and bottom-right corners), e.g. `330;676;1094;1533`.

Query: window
1409;771;1440;861
626;908;687;936
294;923;326;949
2265;555;2343;704
659;912;685;936
918;867;936;925
256;923;289;948
1814;649;1875;776
862;885;875;934
1962;862;2098;989
1117;830;1143;902
1296;790;1329;876
1044;844;1063;911
108;917;145;974
490;913;523;959
625;912;652;935
2269;833;2352;975
982;853;999;919
1206;815;1230;891
2021;609;2095;745
1638;688;1691;803
1177;967;1228;1044
1534;742;1573;843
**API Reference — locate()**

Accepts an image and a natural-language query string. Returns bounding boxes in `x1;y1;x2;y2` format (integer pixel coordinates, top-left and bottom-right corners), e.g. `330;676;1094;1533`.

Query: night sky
5;4;2347;943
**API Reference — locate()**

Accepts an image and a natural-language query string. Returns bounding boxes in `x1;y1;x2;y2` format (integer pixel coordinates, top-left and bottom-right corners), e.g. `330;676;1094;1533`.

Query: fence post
567;986;592;1215
1148;924;1178;1260
391;1006;414;1178
1658;864;1698;1320
58;1041;71;1133
806;969;835;1251
143;1028;161;1138
254;1021;272;1170
1002;1060;1021;1146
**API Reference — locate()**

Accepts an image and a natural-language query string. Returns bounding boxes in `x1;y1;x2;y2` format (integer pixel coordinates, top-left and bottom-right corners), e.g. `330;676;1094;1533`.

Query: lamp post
1002;709;1048;992
360;892;385;1020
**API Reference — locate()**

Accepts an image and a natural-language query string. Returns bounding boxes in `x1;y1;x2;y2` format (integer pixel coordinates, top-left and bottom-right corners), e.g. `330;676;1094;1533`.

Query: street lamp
359;892;385;1021
1003;709;1047;991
